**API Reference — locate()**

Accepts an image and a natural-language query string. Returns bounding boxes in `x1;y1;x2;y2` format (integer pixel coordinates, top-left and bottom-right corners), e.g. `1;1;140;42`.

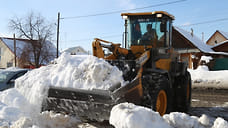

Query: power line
179;17;228;27
60;34;121;43
59;17;228;43
61;0;187;19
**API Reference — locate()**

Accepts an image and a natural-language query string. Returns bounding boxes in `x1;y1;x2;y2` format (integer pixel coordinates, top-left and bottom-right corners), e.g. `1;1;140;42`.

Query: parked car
0;68;29;91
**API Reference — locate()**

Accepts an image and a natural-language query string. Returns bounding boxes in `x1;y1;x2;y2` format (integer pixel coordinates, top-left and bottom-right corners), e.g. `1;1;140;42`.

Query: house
205;30;228;70
62;46;88;55
0;37;57;69
209;40;228;70
173;27;228;70
172;26;213;69
206;30;228;46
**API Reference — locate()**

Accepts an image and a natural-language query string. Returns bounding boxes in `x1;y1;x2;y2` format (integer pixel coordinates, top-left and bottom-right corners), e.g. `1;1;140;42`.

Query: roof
0;67;29;72
173;27;228;56
0;37;28;56
173;26;214;53
218;30;228;39
63;46;87;54
206;30;228;44
0;37;58;64
121;11;175;20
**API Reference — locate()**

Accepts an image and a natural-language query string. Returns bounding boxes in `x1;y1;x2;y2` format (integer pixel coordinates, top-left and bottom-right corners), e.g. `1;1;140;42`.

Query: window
7;62;13;68
128;18;165;47
126;16;171;49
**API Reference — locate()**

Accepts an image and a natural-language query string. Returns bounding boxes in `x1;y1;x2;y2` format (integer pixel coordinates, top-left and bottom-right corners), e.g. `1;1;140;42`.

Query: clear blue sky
1;0;228;52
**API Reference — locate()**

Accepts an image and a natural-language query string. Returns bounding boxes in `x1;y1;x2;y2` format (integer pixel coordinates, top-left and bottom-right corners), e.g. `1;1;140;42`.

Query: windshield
0;71;15;83
126;17;170;49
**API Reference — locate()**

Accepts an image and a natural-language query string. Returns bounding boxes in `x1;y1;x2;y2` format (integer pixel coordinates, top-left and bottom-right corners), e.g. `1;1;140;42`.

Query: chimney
202;32;204;42
191;28;193;37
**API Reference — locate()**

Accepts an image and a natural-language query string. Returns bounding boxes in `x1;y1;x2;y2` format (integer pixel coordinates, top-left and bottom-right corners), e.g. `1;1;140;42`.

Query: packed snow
0;53;227;128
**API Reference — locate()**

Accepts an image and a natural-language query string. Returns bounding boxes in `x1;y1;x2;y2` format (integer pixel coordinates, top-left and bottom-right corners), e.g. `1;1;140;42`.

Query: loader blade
41;86;117;121
41;78;140;121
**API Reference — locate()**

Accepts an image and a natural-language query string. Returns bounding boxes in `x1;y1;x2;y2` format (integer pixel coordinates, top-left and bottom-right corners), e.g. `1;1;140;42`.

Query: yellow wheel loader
42;11;192;121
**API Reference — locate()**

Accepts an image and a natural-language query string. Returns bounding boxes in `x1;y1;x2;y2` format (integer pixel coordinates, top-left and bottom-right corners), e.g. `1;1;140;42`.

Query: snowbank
188;65;228;89
110;103;228;128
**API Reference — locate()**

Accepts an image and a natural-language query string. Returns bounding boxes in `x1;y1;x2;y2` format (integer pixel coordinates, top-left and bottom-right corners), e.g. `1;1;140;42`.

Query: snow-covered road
189;89;228;121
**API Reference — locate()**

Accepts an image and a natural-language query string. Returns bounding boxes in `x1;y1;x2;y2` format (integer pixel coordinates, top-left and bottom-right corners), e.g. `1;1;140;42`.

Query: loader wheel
174;71;192;112
142;73;172;116
156;90;167;116
184;72;192;111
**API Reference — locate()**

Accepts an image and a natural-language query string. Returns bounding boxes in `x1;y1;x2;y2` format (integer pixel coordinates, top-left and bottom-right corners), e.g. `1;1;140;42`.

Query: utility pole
13;34;17;67
124;19;127;48
56;12;60;58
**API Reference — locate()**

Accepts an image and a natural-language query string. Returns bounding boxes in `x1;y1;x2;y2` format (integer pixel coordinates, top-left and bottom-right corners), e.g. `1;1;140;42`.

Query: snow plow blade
41;78;140;121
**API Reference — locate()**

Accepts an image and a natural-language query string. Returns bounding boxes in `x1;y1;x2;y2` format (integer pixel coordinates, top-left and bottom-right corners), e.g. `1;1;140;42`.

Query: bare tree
9;12;55;68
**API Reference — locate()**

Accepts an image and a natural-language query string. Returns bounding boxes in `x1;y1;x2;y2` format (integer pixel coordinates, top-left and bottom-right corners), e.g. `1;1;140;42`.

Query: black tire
142;73;173;115
174;71;192;112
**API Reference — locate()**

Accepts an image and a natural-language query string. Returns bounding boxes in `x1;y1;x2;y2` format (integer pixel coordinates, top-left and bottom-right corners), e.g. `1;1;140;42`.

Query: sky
0;0;228;52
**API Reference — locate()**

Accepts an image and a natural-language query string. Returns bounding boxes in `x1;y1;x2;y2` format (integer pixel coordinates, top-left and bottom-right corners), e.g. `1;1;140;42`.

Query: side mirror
9;79;15;84
8;79;15;88
160;22;166;32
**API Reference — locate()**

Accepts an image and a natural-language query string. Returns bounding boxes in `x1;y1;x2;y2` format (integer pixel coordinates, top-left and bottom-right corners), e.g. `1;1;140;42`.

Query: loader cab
121;11;174;50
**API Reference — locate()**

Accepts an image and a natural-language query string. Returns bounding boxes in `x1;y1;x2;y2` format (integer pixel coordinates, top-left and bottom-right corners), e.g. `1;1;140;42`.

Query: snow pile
0;88;80;128
188;66;228;89
15;53;125;113
110;103;228;128
11;111;80;128
200;56;213;64
110;103;172;128
213;117;228;128
0;89;28;127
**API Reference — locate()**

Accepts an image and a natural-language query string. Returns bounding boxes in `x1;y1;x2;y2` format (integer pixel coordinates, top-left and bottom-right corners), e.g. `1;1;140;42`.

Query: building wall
206;31;227;46
0;40;16;68
180;53;192;69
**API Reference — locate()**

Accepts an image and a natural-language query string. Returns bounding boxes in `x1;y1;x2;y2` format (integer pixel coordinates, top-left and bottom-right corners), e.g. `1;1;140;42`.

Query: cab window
126;16;171;49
